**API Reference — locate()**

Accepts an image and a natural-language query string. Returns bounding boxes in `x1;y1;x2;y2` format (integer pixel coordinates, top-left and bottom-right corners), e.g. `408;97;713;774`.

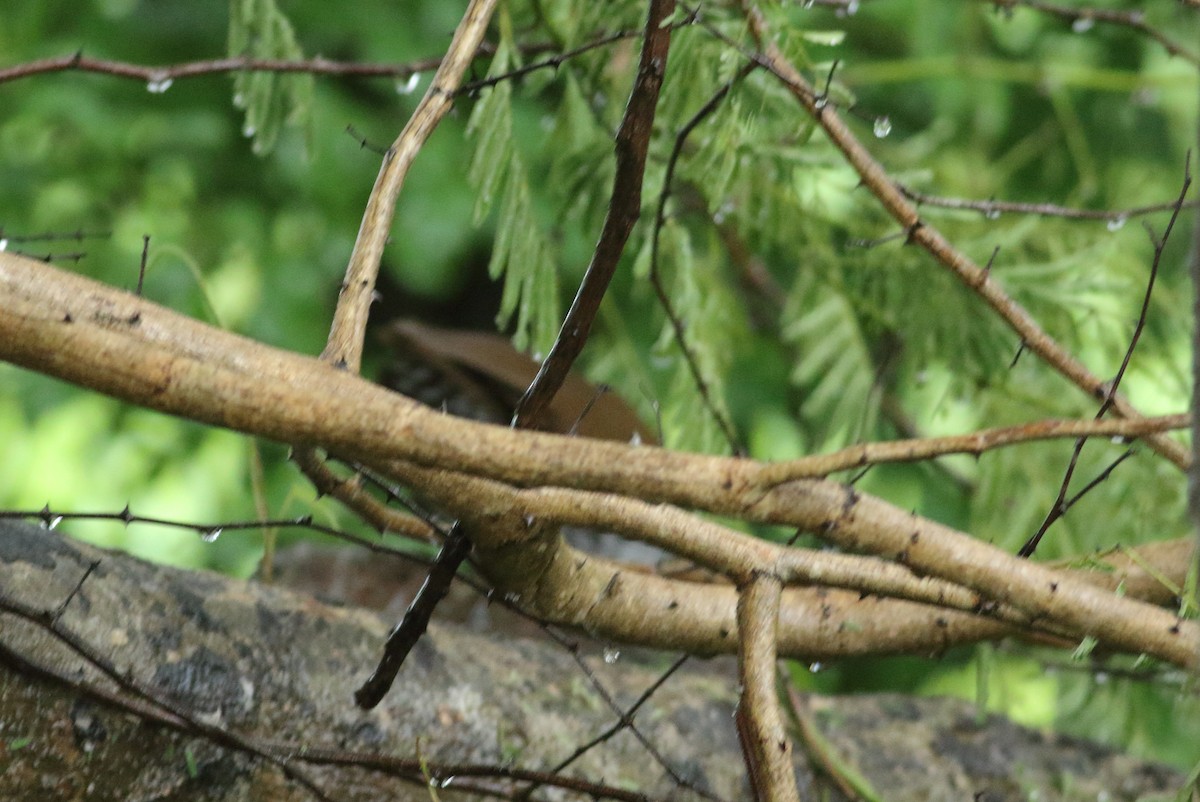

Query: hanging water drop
1071;16;1094;33
603;648;621;664
1105;215;1127;232
837;0;860;17
438;777;457;789
242;123;257;139
984;208;1001;221
200;528;222;543
808;661;823;673
146;73;173;94
872;116;892;139
395;72;421;95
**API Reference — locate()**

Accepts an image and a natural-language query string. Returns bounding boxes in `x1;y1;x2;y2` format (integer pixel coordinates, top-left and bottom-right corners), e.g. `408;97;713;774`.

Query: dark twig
354;521;473;709
0;51;457;87
0;506;426;560
512;0;677;430
897;183;1200;224
459;27;643;94
986;0;1200;66
1020;157;1192;557
651;61;756;455
136;235;150;296
543;643;722;800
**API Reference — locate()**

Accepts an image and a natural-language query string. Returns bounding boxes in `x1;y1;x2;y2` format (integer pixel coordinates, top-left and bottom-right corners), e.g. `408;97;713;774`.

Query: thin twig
755;413;1186;486
0;51;463;87
986;0;1200;66
651;60;757;455
1020;158;1193;557
897;182;1200;224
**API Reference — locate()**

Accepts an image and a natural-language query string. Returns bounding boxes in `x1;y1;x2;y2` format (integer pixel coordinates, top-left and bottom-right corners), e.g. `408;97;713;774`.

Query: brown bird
377;319;657;445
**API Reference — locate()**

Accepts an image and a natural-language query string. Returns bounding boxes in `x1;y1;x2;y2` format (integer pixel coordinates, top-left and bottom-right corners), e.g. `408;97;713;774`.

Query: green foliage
227;0;313;156
1;0;1198;772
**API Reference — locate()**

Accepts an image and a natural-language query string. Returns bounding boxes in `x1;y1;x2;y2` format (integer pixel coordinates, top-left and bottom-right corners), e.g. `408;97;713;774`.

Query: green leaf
227;0;313;156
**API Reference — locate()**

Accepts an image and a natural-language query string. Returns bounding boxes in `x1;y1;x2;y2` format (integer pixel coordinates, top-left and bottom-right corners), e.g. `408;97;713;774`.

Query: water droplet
200;528;222;543
1071;16;1094;33
603;648;621;664
872;116;892;138
808;661;823;673
1105;215;1127;232
439;777;457;789
242;124;257;139
522;514;535;527
1094;671;1109;685
836;0;860;17
629;431;643;446
395;72;421;95
813;96;828;111
146;73;173;94
46;515;64;531
503;592;521;604
984;208;1001;221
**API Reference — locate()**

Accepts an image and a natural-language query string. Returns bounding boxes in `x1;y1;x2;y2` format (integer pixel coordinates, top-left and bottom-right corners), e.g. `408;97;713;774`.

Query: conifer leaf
227;0;312;156
784;274;877;447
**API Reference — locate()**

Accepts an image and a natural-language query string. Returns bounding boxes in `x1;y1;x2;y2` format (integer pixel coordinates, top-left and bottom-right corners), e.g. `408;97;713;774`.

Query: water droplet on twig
1071;16;1094;33
603;648;621;664
200;528;222;543
1105;215;1127;232
146;73;173;94
395;73;421;95
872;116;892;138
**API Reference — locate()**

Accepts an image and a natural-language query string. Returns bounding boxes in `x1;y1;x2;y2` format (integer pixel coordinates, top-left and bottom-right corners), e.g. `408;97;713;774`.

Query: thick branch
1;254;1196;668
735;575;798;802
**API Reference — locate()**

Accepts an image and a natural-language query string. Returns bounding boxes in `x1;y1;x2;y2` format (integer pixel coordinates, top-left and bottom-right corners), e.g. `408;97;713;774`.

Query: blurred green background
1;0;1197;771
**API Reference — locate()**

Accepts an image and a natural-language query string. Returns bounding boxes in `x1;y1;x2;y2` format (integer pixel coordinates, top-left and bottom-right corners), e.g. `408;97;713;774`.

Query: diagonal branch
512;0;677;430
321;0;499;372
735;1;1190;471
